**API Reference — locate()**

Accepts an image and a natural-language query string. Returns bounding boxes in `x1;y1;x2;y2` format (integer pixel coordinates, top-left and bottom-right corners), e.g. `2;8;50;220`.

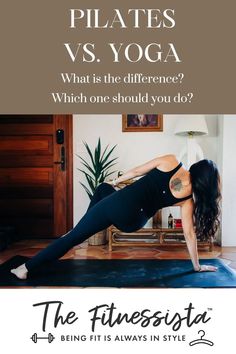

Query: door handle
54;146;66;171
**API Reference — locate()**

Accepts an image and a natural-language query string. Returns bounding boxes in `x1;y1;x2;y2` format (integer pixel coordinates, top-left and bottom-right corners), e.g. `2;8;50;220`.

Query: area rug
0;256;236;288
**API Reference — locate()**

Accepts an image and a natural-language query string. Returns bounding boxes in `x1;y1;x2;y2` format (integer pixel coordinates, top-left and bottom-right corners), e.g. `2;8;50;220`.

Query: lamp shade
174;115;208;136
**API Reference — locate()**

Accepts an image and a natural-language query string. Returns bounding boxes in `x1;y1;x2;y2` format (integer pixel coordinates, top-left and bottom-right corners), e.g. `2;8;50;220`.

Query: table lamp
174;115;208;168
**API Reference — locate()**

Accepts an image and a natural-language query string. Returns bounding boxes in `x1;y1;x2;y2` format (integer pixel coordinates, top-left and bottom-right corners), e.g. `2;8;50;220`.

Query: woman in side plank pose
11;154;221;279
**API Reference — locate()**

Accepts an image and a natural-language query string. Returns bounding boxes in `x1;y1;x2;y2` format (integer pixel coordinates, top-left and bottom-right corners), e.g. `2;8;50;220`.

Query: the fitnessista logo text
32;301;211;333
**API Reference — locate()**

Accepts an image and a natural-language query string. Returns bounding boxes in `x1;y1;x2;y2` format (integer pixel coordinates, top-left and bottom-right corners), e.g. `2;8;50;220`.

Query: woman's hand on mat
197;265;218;272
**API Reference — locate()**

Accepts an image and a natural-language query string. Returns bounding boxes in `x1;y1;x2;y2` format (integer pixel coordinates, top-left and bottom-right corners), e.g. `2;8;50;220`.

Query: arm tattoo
170;178;183;192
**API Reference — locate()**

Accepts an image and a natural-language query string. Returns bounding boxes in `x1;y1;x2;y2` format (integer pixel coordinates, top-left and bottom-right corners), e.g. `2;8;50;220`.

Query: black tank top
126;162;192;218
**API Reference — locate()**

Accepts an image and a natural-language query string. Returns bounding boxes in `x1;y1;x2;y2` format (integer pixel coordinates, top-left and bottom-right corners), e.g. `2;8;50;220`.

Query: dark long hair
189;159;221;241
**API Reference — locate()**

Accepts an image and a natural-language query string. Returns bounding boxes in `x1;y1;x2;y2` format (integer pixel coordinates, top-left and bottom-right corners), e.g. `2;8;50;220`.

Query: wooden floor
1;239;236;271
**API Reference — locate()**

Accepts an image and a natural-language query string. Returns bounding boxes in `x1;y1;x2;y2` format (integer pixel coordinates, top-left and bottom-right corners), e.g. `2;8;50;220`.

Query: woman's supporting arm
181;199;217;272
181;199;201;271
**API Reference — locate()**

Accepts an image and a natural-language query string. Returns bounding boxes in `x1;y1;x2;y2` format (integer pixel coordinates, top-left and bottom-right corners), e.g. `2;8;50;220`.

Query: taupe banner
0;0;235;113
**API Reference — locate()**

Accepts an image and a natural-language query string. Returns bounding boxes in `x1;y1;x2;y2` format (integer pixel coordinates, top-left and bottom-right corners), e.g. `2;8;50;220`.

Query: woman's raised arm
110;154;176;186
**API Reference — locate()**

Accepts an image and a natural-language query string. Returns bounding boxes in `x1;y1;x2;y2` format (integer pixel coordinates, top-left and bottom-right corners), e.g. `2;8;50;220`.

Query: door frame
54;114;74;233
65;114;73;231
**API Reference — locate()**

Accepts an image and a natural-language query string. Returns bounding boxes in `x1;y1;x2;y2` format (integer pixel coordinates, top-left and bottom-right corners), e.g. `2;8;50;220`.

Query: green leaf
82;170;93;182
100;145;117;166
102;158;118;171
79;161;95;176
100;144;109;162
78;169;96;184
99;171;106;183
103;165;118;177
90;139;101;180
97;138;101;163
85;174;96;192
104;170;117;179
84;141;96;169
80;182;93;199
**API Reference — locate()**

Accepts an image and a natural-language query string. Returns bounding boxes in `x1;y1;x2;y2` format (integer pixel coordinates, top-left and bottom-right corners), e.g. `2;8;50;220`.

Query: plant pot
88;230;107;246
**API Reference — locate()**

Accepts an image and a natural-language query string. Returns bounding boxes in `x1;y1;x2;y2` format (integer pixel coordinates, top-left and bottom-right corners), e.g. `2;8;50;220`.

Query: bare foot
11;264;28;280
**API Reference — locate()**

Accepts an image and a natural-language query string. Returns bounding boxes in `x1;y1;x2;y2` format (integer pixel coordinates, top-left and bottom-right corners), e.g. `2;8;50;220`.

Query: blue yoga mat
0;256;236;288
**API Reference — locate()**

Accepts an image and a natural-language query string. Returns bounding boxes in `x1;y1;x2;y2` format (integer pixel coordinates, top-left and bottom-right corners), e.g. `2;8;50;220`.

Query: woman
11;154;221;279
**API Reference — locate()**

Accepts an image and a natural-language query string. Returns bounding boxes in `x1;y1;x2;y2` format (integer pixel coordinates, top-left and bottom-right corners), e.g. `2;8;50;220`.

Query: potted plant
78;138;118;245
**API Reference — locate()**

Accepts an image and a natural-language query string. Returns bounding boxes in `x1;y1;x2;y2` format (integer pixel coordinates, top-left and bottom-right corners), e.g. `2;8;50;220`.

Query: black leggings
25;183;149;272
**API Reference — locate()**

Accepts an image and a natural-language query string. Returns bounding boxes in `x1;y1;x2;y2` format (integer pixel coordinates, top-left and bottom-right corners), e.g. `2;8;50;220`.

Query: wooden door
0;115;73;238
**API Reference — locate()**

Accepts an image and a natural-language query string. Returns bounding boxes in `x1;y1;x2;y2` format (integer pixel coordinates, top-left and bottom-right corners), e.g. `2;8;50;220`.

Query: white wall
73;115;218;228
219;115;236;246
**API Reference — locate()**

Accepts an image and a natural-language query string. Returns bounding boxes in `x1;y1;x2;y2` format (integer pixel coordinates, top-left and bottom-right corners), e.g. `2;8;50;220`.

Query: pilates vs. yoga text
63;8;181;63
32;301;212;333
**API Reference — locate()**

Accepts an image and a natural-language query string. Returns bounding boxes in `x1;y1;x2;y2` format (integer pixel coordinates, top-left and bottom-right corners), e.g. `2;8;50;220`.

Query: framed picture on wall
122;114;163;132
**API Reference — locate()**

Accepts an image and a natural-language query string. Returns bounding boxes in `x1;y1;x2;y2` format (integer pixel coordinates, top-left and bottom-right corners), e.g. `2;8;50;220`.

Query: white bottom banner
0;288;234;354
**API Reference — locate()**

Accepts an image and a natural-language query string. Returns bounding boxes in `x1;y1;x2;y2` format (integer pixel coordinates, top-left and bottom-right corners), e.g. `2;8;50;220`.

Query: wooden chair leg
159;232;164;244
108;227;112;252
